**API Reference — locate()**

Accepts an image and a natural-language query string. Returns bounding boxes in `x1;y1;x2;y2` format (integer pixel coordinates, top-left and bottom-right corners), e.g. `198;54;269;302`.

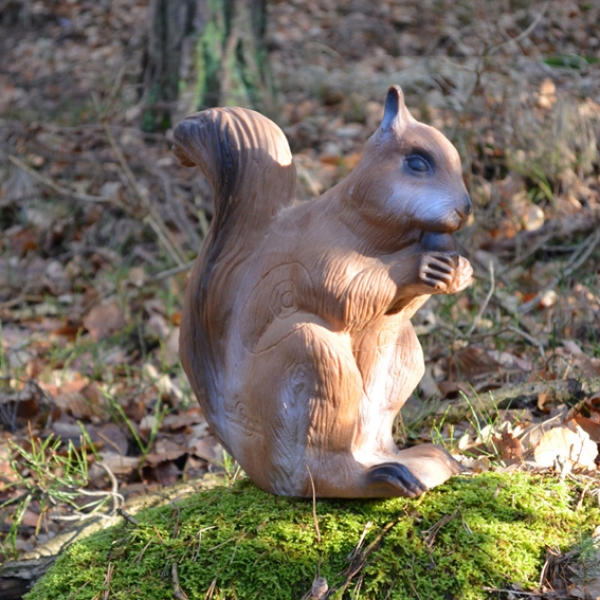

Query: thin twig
574;480;594;512
151;161;202;249
333;516;403;597
505;231;554;272
482;587;541;597
151;260;195;282
8;155;111;204
95;461;124;514
519;228;600;314
466;259;494;338
538;553;551;591
103;122;187;267
351;573;364;599
48;512;114;522
306;465;321;544
407;578;423;600
102;563;114;600
383;576;399;600
421;510;460;549
66;580;90;600
450;2;549;141
508;325;546;359
172;563;190;600
490;289;540;337
101;64;127;120
117;507;139;526
346;521;373;561
490;1;549;55
204;577;217;600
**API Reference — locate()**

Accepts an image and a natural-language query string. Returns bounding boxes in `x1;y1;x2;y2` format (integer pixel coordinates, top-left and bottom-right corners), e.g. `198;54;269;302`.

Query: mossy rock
27;472;599;600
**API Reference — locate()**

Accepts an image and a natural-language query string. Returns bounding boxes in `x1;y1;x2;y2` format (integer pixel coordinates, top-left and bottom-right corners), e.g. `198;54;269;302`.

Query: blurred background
0;0;599;572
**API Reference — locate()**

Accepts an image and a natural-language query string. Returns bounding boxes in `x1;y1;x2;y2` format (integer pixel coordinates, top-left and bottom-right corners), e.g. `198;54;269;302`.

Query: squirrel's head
344;86;472;237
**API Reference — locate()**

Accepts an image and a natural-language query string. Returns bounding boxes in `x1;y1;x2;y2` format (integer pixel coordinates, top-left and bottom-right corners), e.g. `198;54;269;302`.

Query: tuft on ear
379;85;414;132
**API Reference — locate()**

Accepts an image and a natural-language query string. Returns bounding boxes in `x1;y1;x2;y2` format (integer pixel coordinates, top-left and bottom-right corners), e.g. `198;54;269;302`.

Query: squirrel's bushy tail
173;107;296;247
174;109;296;446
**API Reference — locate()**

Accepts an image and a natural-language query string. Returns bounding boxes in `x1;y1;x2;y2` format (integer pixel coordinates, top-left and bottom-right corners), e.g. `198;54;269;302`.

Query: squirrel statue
173;86;473;498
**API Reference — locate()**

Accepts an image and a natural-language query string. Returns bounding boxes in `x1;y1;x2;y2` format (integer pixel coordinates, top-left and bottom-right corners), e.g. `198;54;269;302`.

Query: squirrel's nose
456;195;472;219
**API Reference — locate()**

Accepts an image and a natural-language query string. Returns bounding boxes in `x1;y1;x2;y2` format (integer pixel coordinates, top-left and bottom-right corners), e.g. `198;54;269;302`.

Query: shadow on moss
26;472;599;600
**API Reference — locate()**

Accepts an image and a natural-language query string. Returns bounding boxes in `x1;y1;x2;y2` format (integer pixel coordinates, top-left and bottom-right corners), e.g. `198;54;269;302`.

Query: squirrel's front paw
419;254;473;294
449;255;473;294
418;253;457;292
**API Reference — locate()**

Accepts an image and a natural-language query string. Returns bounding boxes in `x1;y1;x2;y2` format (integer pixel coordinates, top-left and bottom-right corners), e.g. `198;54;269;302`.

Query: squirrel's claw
418;253;472;294
366;462;428;497
418;253;457;291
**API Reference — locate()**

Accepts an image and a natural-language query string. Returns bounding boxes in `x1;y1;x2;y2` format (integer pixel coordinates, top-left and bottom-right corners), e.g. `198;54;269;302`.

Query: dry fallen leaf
162;406;205;431
83;301;126;341
99;452;140;476
455;455;491;473
573;415;600;444
499;428;524;463
91;422;129;455
448;346;501;380
567;583;600;599
54;382;103;420
145;450;186;468
188;435;224;464
533;423;598;470
566;542;600;600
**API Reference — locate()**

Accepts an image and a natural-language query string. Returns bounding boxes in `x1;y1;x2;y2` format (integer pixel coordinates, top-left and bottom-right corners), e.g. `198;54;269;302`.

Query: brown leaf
8;227;39;256
21;508;41;528
162;406;205;431
448;346;501;380
162;327;180;367
499;429;524;462
455;455;491;473
538;391;550;412
533;425;598;470
91;423;129;455
188;435;223;464
573;416;600;444
83;301;126;341
54;391;100;420
52;376;101;420
144;461;180;486
145;313;170;340
0;381;43;421
50;323;84;341
145;451;186;468
437;380;472;399
99;452;140;476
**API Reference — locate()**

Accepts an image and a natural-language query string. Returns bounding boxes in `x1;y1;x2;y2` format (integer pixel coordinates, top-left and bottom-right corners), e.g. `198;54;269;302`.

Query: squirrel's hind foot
366;462;428;498
364;444;462;498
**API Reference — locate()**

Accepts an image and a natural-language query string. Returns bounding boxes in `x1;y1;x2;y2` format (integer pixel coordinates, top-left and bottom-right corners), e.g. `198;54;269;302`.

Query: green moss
26;472;600;600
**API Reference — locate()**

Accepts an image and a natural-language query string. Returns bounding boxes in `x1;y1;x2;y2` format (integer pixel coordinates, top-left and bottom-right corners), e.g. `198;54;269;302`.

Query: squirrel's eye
406;155;430;174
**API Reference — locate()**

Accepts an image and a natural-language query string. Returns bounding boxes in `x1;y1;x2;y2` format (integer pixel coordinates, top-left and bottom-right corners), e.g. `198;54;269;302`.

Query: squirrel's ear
379;85;414;132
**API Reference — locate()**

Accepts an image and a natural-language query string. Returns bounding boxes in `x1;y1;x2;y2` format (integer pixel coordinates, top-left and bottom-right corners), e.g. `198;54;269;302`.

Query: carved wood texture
174;86;473;497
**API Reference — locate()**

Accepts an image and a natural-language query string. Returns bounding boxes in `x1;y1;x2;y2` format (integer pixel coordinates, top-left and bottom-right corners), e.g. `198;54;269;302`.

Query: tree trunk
195;0;272;113
141;0;272;132
141;0;196;132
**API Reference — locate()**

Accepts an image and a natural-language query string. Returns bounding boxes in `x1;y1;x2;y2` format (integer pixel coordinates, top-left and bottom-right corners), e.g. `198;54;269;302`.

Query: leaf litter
0;0;600;595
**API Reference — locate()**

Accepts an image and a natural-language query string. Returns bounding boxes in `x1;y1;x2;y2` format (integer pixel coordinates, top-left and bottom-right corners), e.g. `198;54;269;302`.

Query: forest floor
1;0;600;595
